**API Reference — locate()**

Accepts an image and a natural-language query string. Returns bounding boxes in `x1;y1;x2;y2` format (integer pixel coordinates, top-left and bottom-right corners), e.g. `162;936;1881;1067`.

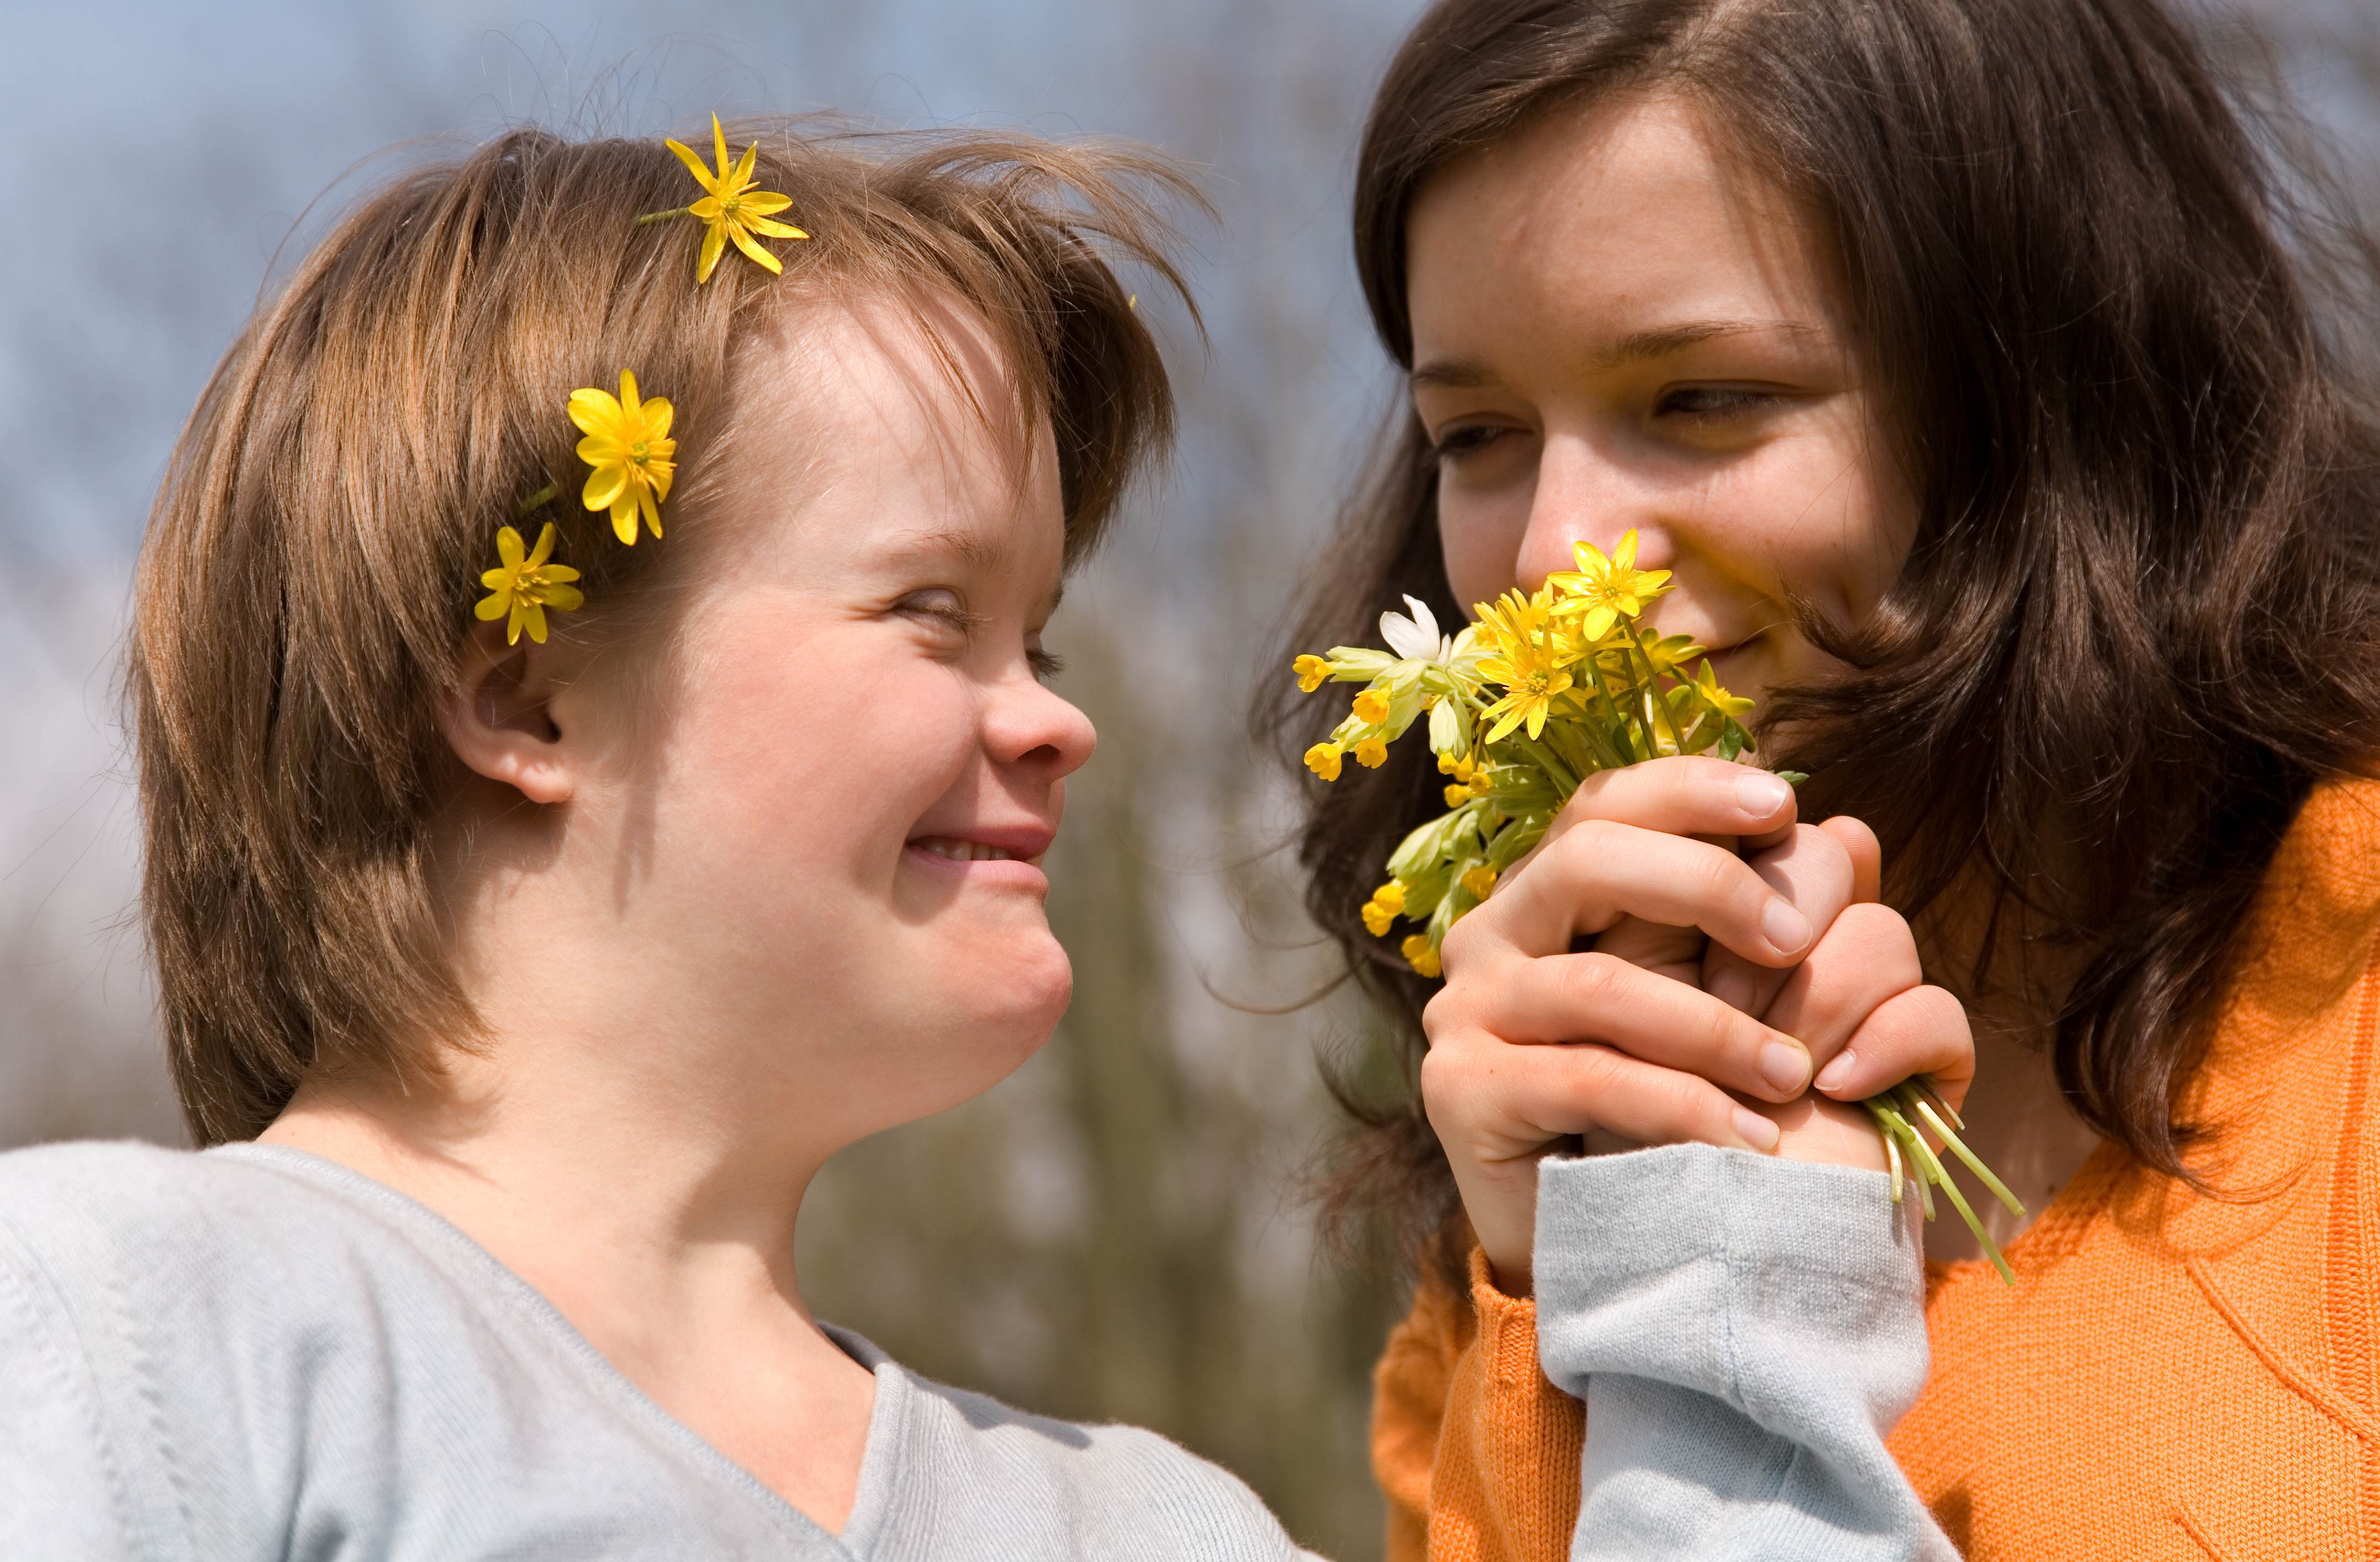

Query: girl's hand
1418;758;1970;1293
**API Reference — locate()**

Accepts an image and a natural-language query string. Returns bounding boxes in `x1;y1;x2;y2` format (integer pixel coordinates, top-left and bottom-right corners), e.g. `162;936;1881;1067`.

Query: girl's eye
1430;424;1518;461
1028;647;1065;682
895;588;984;642
1655;386;1779;420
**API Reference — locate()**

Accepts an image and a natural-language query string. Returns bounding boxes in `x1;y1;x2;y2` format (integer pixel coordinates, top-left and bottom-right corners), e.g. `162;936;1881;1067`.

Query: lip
901;823;1058;880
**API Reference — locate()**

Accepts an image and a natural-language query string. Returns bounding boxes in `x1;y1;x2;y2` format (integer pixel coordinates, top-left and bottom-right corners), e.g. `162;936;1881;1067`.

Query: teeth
920;839;1014;862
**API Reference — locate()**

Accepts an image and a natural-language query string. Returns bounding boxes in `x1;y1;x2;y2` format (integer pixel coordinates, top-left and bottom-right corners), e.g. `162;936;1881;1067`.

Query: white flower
1380;595;1454;663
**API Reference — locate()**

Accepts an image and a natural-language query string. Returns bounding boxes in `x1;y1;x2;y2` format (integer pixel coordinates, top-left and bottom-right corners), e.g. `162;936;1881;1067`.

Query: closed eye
895;589;987;642
1655;386;1784;420
1430;424;1519;461
1030;648;1065;681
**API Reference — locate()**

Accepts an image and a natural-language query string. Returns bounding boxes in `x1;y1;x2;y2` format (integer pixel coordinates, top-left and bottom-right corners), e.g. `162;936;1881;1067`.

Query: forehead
718;291;1062;584
1404;92;1845;355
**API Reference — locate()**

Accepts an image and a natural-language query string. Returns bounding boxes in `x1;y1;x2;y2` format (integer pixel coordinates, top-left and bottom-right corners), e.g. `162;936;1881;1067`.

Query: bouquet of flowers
1292;534;2024;1281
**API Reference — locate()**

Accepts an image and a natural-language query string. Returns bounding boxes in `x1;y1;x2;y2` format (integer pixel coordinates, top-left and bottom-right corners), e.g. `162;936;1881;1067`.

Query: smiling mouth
913;837;1022;863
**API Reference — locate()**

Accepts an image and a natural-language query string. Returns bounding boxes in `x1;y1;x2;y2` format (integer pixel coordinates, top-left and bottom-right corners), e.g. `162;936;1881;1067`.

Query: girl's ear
436;621;582;805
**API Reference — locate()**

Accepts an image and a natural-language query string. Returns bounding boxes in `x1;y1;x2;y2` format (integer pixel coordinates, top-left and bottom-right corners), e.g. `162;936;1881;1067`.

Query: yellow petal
582;466;627;513
545;582;585;612
495;525;526;569
739;189;793;216
475;592;509;621
618;370;640;413
688;195;726;222
666;136;720;193
567;388;622;434
642;398;674;440
611;495;640;545
525;522;557;568
1613;531;1638;569
520;600;549;645
727;224;785;275
639;486;664;539
711;114;730;177
696;222;725;283
731;140;758;187
645;457;676;502
745;214;805;240
543;562;582;584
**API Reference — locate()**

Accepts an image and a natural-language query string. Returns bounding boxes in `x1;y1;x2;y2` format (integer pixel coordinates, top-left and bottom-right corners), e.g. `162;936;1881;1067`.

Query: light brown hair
1271;0;2380;1270
136;123;1195;1146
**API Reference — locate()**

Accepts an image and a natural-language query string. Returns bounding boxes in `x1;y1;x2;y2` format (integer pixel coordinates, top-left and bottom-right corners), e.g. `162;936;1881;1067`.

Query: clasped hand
1418;756;1975;1296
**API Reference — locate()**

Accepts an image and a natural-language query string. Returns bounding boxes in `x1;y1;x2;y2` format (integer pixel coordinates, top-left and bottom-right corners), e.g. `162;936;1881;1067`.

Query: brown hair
1274;0;2380;1262
136;122;1195;1147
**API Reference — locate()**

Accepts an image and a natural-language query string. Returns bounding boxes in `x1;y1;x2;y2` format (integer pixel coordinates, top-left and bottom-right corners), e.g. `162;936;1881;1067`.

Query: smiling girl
1282;0;2380;1557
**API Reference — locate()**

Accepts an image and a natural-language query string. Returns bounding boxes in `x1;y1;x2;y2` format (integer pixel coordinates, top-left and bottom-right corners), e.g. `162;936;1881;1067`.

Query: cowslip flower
1353;737;1389;769
1294;654;1332;693
1304;742;1344;782
1475;588;1574;742
663;115;809;283
1548;530;1672;640
1352;689;1392;725
475;523;583;646
1360;878;1405;937
568;371;676;545
1401;935;1442;979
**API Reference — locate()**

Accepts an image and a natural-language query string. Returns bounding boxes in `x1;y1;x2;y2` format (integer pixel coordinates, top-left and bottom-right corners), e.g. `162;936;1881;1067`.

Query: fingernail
1761;898;1813;953
1735;772;1791;815
1814;1048;1856;1094
1759;1041;1809;1095
1732;1107;1782;1152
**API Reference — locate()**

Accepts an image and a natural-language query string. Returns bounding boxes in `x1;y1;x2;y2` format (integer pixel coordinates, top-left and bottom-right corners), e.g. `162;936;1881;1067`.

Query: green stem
634;207;692;225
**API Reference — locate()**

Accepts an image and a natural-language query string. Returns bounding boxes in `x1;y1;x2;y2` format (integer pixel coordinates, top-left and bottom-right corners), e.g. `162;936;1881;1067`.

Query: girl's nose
990;675;1096;782
1512;432;1666;592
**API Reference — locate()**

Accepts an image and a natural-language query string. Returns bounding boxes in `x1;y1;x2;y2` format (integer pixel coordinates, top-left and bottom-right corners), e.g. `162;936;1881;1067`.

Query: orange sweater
1373;778;2380;1561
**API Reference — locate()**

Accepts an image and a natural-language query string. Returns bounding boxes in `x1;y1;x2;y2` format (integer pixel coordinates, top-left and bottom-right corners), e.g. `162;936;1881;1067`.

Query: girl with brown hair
1275;0;2380;1556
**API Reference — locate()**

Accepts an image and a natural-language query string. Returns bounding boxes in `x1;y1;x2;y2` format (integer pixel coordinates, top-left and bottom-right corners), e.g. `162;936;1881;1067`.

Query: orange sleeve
1370;1249;1586;1562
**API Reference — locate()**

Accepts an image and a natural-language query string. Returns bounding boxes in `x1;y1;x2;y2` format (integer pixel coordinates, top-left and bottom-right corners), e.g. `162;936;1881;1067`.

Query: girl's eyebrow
1591;317;1820;369
1411;318;1824;391
880;525;1009;574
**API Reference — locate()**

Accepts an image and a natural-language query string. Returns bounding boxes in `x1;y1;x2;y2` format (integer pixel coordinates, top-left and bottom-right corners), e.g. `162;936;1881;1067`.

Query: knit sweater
1371;777;2380;1561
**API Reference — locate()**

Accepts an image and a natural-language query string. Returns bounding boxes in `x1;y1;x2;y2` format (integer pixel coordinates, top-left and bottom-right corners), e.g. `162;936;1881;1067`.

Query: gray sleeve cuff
1533;1143;1957;1562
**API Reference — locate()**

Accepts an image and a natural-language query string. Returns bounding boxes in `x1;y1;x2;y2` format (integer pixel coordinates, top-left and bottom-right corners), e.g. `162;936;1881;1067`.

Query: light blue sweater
1534;1144;1959;1561
0;1138;1945;1559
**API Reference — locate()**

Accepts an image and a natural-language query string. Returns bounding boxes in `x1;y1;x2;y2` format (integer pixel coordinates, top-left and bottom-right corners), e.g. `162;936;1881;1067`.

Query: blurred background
4;1;2378;1554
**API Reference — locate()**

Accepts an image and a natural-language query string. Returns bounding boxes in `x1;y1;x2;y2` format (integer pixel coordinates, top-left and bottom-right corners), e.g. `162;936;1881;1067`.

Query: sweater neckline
207;1140;904;1555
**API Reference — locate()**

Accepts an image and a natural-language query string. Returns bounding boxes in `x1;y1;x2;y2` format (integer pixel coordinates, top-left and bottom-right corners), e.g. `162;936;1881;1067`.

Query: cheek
1436;474;1533;612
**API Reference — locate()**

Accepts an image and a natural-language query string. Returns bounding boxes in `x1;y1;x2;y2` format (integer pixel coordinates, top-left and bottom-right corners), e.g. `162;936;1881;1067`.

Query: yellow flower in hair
1294;653;1331;693
476;523;583;646
1353;737;1389;769
1402;935;1442;979
1304;742;1344;782
1352;688;1392;725
568;371;676;545
664;115;809;283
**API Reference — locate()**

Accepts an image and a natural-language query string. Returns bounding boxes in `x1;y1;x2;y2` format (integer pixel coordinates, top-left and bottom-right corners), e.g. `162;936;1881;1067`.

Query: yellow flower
1353;737;1389;769
1352;688;1392;725
1361;899;1396;937
1474;588;1575;743
1371;880;1406;913
1548;530;1673;641
1304;742;1344;781
1444;783;1473;808
1460;864;1498;900
1402;935;1442;979
474;523;584;646
1294;653;1331;693
1692;658;1756;721
664;115;809;283
568;371;676;545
